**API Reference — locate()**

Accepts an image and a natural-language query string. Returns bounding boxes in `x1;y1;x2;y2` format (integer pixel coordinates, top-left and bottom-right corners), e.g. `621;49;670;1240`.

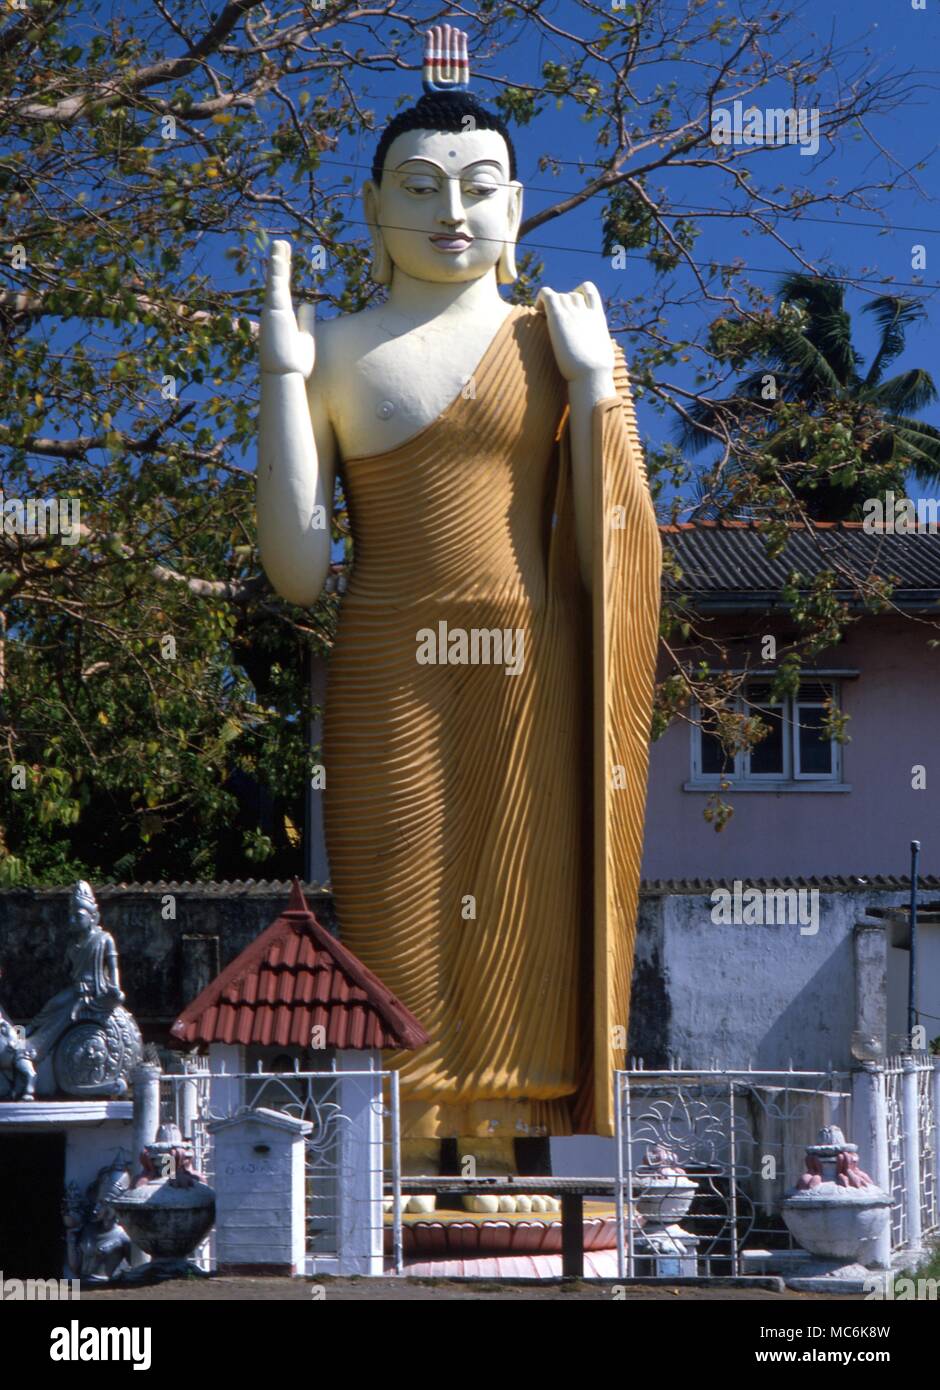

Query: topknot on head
422;24;471;94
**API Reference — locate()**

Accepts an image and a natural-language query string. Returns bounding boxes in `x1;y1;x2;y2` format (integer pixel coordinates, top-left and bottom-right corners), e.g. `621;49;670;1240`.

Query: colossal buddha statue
256;27;661;1161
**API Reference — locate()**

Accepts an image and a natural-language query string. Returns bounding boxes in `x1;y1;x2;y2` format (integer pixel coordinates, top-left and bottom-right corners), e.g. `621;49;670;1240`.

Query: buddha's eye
401;179;438;196
464;182;498;198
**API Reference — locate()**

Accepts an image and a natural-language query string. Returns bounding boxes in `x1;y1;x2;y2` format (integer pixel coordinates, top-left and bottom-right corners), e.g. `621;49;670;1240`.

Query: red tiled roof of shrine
169;879;429;1052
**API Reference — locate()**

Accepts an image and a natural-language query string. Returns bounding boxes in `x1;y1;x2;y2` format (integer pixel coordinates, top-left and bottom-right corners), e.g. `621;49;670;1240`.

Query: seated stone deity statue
25;881;142;1097
256;26;661;1167
28;880;124;1061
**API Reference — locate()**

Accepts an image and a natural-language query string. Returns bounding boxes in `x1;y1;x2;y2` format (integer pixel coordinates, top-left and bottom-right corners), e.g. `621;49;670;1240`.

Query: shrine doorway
0;1132;66;1278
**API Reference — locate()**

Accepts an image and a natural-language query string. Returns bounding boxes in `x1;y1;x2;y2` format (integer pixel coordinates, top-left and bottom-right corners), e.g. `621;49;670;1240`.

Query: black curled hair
371;91;517;185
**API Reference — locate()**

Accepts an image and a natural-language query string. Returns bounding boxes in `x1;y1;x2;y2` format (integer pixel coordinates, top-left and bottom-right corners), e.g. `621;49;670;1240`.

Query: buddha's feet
463;1194;561;1214
393;1136;559;1216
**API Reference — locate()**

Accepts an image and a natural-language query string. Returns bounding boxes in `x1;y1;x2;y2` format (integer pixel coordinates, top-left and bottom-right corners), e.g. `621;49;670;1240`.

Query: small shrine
169;878;429;1275
0;882;144;1281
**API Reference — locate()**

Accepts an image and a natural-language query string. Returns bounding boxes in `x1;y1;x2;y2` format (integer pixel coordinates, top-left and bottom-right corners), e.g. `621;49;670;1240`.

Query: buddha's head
364;28;522;288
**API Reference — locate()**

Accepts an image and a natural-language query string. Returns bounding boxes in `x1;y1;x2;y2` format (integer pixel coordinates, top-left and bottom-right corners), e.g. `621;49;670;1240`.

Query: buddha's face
366;127;521;284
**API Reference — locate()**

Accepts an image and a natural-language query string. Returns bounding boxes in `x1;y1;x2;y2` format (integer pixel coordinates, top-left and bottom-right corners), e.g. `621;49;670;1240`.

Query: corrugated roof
0;880;330;896
642;875;940;894
661;520;940;604
169;878;429;1052
11;875;935;899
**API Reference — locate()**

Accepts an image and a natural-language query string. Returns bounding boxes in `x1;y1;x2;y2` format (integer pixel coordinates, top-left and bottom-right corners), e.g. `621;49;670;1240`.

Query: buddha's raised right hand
259;240;316;378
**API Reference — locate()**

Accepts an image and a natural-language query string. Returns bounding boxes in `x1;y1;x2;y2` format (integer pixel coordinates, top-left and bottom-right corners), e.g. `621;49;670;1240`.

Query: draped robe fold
323;304;660;1138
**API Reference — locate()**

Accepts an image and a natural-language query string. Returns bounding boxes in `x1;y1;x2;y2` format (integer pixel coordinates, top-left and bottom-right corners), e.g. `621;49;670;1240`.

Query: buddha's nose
439;179;465;224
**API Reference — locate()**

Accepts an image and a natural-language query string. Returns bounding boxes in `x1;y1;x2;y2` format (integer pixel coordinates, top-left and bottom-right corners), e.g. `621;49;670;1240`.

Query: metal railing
158;1060;401;1274
615;1057;940;1279
143;1054;939;1280
614;1064;854;1279
884;1063;907;1249
882;1053;939;1250
916;1060;938;1237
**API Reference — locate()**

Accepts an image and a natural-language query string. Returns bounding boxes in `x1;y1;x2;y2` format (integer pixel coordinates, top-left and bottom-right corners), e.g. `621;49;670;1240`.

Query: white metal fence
142;1056;937;1280
158;1061;402;1274
614;1057;940;1279
882;1054;938;1253
614;1065;853;1277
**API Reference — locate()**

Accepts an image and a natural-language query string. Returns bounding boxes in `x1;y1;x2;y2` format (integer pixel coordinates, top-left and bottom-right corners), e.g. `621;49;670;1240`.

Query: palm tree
681;274;940;520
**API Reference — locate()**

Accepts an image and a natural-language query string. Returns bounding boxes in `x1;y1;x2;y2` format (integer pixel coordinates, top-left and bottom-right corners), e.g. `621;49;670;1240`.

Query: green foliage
680;275;940;520
0;0;362;883
0;2;926;869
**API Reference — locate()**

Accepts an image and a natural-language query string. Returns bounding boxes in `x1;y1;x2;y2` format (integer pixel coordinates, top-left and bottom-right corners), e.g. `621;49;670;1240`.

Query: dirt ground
81;1275;862;1301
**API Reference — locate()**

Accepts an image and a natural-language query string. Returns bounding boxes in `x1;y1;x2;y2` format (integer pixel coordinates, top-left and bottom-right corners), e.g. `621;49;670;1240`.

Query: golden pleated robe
323;304;660;1139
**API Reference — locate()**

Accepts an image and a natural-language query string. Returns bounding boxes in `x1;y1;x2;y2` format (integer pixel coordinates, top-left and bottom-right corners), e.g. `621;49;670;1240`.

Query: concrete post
164;1054;199;1140
131;1064;161;1173
852;1062;891;1269
335;1051;384;1275
179;1064;199;1142
129;1062;163;1270
853;923;888;1059
901;1057;923;1254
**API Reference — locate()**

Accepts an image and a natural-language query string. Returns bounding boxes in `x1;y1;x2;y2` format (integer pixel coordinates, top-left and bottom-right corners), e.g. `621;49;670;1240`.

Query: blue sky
313;0;940;494
20;1;940;507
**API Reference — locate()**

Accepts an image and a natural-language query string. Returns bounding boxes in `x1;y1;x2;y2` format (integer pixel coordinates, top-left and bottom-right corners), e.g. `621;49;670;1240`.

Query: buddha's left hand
536;281;616;384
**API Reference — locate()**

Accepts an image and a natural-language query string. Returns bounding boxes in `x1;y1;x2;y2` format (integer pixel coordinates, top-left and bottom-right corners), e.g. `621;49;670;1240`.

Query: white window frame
792;684;839;781
742;686;790;782
688;675;845;791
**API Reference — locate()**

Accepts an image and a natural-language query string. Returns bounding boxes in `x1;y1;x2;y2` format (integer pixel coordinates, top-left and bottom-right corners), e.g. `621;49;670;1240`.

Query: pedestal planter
782;1126;890;1289
633;1172;698;1227
111;1126;215;1283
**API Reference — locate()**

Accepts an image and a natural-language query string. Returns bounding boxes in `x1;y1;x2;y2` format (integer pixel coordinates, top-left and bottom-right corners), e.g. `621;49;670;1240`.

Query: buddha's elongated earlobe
497;241;518;285
370;229;392;287
362;180;392;286
498;181;523;285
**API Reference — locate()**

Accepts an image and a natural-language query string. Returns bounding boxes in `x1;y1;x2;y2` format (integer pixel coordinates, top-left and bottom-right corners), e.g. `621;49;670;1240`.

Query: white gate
158;1061;402;1274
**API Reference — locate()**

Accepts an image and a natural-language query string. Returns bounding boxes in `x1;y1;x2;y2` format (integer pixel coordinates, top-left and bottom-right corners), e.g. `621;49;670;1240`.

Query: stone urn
633;1144;698;1227
630;1144;699;1272
782;1126;890;1278
111;1125;215;1281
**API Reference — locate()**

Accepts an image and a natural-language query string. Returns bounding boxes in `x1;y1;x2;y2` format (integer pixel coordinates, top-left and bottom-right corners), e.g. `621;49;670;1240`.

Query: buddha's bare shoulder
315;306;393;373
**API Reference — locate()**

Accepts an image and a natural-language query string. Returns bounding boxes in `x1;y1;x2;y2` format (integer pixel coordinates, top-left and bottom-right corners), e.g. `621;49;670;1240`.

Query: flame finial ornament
422;24;470;94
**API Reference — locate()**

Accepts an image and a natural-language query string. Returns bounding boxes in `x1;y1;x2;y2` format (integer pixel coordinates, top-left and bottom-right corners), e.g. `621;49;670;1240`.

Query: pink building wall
641;615;940;882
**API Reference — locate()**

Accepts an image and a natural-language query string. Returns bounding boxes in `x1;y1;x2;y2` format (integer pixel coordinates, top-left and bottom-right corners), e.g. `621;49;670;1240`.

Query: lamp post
908;840;920;1046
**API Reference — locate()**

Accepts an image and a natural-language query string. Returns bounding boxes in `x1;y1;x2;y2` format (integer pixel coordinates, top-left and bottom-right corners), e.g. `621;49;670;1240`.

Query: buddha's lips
429;233;473;252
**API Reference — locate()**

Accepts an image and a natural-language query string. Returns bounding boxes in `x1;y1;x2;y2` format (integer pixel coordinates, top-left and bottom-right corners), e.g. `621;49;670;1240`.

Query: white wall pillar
335;1051;384;1275
165;1054;200;1140
901;1057;923;1254
853;922;888;1058
852;1062;891;1269
131;1064;161;1175
129;1064;163;1270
